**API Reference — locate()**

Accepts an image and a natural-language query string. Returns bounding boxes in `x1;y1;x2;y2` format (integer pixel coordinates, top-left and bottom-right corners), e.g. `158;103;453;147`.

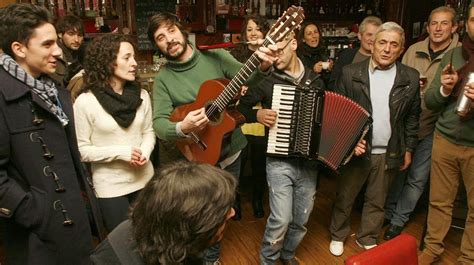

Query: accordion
267;84;372;171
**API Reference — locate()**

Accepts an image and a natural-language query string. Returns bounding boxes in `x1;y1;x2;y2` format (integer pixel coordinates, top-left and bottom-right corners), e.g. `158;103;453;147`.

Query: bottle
456;72;474;117
265;0;271;17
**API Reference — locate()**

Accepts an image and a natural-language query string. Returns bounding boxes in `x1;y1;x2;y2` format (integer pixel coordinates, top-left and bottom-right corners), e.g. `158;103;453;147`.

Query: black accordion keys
267;84;372;170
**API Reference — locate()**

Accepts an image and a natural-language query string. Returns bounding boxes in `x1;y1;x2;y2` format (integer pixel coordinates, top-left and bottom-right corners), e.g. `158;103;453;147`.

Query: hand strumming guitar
180;108;209;134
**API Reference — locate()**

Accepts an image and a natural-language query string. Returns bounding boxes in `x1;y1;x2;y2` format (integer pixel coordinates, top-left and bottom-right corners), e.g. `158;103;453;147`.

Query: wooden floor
0;174;463;264
220;173;463;264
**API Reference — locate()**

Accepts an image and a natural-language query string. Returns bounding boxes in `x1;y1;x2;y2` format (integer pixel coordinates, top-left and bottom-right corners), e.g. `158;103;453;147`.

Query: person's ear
58;33;63;40
11;41;26;59
291;39;297;51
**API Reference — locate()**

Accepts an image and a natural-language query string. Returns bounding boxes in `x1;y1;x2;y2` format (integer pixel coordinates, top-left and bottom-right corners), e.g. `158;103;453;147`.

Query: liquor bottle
272;2;277;17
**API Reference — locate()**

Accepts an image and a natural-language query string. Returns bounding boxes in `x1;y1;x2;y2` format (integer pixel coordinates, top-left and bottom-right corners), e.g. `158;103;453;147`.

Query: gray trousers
329;154;397;245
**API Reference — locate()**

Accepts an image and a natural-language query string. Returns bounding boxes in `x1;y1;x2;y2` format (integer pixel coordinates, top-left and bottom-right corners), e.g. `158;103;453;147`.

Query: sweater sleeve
73;94;132;163
152;77;180;141
425;50;452;111
138;90;156;160
237;82;265;123
218;49;243;78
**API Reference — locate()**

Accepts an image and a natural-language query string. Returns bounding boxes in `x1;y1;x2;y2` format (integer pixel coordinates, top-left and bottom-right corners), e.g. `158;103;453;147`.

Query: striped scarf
0;53;69;126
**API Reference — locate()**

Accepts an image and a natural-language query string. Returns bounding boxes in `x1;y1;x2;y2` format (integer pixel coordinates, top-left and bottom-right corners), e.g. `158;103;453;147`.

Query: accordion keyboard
267;84;297;155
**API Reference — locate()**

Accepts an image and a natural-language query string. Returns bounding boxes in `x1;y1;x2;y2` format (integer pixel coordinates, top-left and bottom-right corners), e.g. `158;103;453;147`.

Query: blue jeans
260;157;318;264
203;154;241;262
385;134;433;227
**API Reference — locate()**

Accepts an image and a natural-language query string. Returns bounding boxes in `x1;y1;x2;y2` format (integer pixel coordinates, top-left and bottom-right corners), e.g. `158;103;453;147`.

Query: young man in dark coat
0;3;104;264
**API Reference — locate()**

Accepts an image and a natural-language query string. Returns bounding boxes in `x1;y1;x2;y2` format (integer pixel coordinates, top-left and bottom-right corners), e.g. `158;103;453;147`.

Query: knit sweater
74;89;155;198
425;47;474;147
153;45;266;164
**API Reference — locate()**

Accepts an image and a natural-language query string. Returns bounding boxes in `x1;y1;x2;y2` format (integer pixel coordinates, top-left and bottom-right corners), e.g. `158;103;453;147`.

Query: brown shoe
418;251;440;265
281;257;301;265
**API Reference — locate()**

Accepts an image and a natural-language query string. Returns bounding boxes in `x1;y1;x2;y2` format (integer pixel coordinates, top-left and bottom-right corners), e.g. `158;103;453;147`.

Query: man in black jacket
328;16;382;90
328;22;421;256
50;15;84;86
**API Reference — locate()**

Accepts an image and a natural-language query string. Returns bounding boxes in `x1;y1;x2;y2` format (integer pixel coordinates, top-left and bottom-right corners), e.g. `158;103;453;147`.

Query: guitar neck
213;39;273;112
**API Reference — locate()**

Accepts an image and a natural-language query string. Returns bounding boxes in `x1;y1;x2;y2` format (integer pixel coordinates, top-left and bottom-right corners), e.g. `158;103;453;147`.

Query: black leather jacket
335;59;421;169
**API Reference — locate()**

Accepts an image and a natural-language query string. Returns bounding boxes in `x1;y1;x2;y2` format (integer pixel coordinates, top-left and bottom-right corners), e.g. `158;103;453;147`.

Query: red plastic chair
345;234;418;265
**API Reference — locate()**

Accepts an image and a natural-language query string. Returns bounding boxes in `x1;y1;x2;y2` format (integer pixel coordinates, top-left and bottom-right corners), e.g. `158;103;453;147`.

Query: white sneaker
355;239;377;250
329;240;344;256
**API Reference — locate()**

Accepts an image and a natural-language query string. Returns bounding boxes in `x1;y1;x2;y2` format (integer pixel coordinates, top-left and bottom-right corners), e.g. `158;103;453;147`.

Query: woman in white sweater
74;34;155;231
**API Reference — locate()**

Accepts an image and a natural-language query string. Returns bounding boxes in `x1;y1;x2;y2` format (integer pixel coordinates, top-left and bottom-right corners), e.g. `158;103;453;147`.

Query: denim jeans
203;154;241;263
385;134;433;227
260;157;318;264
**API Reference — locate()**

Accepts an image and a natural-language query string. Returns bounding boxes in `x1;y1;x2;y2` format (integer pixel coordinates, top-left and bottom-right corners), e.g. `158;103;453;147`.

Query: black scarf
300;43;327;60
91;83;142;128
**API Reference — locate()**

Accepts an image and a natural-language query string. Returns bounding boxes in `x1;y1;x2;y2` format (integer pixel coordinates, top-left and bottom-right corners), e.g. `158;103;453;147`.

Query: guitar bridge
190;132;208;150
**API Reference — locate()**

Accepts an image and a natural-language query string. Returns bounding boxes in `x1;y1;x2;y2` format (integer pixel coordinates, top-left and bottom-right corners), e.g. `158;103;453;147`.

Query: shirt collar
283;58;305;83
369;57;396;73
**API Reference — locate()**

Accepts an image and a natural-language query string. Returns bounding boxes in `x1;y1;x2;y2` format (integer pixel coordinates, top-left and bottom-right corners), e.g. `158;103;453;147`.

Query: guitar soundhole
205;102;223;124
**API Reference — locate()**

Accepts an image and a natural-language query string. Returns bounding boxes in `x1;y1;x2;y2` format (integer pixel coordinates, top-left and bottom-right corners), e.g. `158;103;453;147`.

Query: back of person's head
131;161;237;265
55;15;84;36
147;12;188;46
375;21;405;48
0;3;52;58
240;14;270;42
428;6;457;25
83;34;136;92
359;16;383;34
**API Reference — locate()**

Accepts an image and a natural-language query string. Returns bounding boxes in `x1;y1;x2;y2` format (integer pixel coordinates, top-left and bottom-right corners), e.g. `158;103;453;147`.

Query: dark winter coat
335;59;421;169
0;68;104;264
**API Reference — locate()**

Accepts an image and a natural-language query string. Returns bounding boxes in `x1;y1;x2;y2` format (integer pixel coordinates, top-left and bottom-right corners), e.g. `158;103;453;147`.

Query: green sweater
153;45;265;163
425;47;474;147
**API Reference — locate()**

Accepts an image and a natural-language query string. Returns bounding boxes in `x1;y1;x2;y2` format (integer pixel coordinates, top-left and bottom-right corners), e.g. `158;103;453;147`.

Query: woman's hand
313;61;323;73
130;147;147;167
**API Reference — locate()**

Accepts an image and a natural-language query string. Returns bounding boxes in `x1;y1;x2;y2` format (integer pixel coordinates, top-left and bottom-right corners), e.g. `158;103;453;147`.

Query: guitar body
170;79;245;165
168;5;304;165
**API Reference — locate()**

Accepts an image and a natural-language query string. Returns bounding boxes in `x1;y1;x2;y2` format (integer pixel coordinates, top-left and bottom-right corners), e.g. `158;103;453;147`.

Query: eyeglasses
276;40;292;55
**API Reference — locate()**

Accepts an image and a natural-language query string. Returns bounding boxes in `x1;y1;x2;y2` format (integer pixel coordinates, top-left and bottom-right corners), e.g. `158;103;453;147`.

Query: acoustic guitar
170;6;305;165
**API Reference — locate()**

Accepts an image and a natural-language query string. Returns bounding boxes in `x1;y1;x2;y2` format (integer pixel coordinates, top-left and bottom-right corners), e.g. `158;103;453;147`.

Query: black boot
252;192;264;218
232;193;242;221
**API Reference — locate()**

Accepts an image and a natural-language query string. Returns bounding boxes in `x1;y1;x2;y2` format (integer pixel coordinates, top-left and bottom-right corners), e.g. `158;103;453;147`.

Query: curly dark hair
230;15;269;63
131;161;236;265
239;14;270;43
83;34;138;93
0;3;52;57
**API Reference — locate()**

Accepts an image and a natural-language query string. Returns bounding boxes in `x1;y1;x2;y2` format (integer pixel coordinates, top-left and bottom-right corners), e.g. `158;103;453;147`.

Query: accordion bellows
267;85;372;171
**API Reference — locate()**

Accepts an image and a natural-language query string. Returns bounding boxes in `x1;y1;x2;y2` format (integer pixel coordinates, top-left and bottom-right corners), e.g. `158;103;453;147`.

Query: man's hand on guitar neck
180;107;209;135
253;39;279;72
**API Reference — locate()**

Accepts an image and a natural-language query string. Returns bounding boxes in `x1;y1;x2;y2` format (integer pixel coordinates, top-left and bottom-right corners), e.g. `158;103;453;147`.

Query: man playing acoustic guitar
148;12;285;265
